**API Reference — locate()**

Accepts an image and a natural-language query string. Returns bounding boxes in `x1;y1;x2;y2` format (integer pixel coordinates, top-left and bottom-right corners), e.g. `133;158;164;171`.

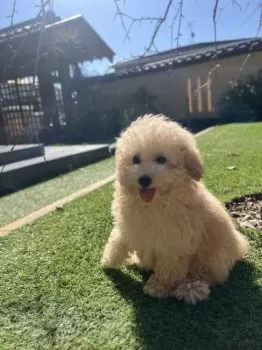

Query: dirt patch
226;193;262;231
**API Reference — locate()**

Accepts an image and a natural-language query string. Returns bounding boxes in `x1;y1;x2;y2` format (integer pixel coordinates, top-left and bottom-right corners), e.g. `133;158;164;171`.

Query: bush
217;69;262;122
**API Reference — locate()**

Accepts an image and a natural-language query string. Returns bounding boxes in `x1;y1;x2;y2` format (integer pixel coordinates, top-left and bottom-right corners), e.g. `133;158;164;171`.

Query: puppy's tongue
139;188;156;203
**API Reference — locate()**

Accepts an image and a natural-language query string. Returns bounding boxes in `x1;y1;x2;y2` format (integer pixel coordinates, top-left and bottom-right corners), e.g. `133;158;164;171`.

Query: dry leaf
56;206;64;212
240;221;256;230
227;165;237;170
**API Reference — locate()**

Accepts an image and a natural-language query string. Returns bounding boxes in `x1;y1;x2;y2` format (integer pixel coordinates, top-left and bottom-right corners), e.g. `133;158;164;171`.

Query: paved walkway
1;144;108;172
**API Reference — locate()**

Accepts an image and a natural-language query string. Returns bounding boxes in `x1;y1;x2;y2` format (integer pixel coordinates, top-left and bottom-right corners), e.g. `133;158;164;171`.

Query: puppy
101;114;248;304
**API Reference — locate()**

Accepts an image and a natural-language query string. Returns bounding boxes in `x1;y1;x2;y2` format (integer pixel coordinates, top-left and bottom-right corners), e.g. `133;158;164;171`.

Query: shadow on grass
105;261;262;350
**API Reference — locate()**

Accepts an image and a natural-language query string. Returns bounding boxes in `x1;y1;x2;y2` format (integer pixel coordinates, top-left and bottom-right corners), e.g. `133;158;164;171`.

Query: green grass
197;122;262;202
0;123;262;350
0;157;115;227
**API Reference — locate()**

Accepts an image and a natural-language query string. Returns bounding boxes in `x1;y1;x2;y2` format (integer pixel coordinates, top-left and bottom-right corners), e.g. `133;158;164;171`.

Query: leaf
240;221;256;230
227;165;237;170
56;206;64;212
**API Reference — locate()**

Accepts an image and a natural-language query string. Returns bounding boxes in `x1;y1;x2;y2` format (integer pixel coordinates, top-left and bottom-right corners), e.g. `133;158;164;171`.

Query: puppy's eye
132;155;141;164
155;156;167;165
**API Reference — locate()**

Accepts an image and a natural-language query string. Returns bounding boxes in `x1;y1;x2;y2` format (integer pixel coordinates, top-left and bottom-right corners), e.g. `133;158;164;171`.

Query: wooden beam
197;76;203;112
207;77;213;112
187;77;193;113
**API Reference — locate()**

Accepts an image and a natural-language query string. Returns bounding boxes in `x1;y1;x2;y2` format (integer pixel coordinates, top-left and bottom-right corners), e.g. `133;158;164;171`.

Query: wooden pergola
0;11;114;144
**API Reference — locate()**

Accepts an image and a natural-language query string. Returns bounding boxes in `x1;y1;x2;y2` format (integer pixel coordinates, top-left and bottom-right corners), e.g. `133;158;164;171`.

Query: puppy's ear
184;147;204;181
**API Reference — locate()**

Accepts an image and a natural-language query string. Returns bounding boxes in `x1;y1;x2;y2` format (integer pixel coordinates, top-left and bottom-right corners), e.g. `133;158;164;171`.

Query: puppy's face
115;115;203;203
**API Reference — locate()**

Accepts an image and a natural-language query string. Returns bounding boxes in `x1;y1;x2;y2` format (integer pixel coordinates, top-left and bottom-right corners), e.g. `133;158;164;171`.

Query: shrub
217;69;262;122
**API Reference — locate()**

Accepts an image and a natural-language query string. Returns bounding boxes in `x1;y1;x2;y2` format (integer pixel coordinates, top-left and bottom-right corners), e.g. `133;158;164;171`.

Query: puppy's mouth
139;188;156;203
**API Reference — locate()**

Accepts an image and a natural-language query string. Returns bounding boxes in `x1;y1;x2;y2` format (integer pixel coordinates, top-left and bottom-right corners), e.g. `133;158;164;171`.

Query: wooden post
187;78;193;114
38;65;60;132
197;76;203;112
15;79;25;127
207;77;213;112
0;109;7;144
58;60;74;126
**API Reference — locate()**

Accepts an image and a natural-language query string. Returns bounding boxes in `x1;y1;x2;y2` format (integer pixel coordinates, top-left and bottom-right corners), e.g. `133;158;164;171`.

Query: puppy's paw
143;274;169;299
172;279;210;304
101;254;117;268
125;252;141;266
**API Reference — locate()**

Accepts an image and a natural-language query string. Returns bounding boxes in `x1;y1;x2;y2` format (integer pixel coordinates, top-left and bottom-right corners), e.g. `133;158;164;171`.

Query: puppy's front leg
101;227;129;268
143;257;188;299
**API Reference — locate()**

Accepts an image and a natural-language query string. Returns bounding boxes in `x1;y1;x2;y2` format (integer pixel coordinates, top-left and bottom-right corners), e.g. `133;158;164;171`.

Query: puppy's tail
235;230;249;260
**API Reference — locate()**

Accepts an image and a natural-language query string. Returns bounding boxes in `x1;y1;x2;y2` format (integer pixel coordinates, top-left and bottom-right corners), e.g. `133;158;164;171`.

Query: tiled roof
112;38;262;76
0;12;115;78
0;12;60;43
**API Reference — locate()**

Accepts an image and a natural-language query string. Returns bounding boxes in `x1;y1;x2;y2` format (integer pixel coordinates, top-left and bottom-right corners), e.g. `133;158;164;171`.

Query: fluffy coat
101;114;248;303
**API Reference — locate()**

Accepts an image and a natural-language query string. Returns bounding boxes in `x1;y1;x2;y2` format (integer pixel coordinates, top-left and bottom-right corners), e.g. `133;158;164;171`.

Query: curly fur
101;114;249;303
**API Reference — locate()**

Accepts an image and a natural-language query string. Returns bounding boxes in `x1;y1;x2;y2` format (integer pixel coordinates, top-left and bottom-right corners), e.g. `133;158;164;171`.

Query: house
80;38;262;131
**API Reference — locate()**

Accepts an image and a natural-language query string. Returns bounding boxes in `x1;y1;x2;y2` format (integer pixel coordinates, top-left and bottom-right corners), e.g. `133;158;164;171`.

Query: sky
1;0;262;74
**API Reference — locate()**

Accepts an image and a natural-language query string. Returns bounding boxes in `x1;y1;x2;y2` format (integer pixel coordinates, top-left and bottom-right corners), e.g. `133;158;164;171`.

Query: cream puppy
101;114;248;304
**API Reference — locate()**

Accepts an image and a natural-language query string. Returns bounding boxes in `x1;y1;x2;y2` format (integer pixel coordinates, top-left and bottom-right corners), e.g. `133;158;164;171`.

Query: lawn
0;157;115;227
0;123;262;350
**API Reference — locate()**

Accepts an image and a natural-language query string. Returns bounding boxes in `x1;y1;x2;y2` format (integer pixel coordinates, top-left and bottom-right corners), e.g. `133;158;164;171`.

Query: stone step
0;144;110;193
0;144;44;165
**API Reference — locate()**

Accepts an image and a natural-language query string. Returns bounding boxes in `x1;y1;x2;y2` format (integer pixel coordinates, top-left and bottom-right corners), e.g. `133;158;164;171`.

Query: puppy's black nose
138;175;152;188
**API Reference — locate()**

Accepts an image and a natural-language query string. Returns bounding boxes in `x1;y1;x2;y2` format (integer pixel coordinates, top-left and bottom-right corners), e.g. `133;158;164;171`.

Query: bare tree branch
232;0;242;11
8;0;17;28
0;0;18;174
187;21;196;44
174;0;184;50
170;4;181;48
113;0;132;42
234;2;262;80
1;0;18;81
216;0;242;22
113;0;163;44
36;0;51;17
124;15;161;44
211;0;220;103
49;0;59;71
144;0;173;55
256;2;262;36
33;0;48;86
113;0;175;55
213;0;219;51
